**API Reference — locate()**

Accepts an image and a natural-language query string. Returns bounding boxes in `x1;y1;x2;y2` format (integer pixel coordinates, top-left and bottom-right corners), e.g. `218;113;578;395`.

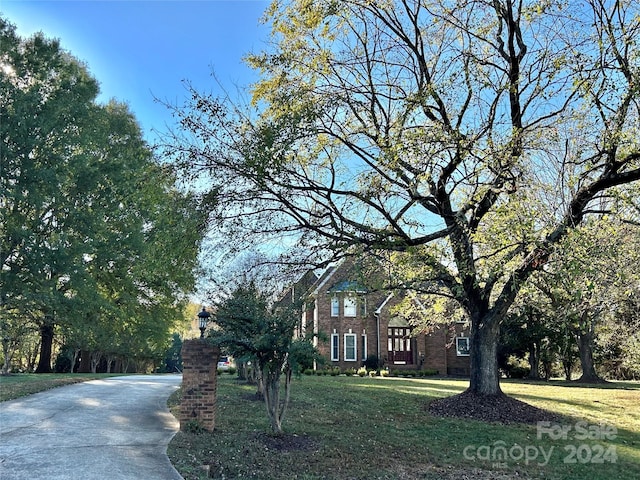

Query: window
456;337;470;356
331;296;339;317
359;297;367;317
344;334;357;361
344;296;357;317
361;334;367;361
331;333;339;361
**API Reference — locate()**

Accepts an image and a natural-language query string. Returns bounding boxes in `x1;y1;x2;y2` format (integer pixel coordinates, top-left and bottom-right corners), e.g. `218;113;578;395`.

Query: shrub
343;367;356;376
379;369;390;377
183;419;206;434
508;366;529;379
363;354;380;370
357;367;368;377
227;367;237;375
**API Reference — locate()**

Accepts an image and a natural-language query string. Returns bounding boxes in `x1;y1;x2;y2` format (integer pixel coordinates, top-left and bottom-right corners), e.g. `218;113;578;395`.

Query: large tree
166;0;640;400
1;18;205;372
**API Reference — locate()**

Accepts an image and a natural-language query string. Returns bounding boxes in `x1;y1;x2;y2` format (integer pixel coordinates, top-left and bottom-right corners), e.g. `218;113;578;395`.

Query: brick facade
180;340;220;432
287;259;471;374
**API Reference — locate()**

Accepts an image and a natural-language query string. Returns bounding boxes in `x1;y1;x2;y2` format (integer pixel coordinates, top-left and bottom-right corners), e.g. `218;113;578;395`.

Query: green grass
0;373;123;402
167;376;640;480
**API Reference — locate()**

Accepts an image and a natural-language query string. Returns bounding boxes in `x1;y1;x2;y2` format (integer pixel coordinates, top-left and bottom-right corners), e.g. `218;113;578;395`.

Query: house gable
284;258;470;375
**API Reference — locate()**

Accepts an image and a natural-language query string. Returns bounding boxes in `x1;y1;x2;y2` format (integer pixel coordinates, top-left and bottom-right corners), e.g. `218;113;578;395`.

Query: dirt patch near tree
428;391;563;424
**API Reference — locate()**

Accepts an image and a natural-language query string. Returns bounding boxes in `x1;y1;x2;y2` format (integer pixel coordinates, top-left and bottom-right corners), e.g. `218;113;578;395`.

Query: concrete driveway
0;374;183;480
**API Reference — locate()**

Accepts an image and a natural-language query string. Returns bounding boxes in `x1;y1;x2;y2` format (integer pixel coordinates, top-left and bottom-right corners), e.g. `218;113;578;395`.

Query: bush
363;355;380;370
379;369;390;377
508;366;529;379
357;367;368;377
343;367;356;376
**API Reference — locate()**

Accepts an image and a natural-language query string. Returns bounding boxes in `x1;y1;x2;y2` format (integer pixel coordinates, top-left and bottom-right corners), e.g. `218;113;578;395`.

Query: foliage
210;282;319;433
160;333;184;374
166;0;640;398
0;18;205;373
526;219;640;381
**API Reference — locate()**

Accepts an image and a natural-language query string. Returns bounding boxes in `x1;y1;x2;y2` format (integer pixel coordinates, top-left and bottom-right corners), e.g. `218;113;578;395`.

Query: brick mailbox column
180;339;220;432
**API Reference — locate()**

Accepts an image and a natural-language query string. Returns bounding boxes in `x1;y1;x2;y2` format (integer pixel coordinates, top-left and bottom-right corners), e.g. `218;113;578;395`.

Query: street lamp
198;306;211;339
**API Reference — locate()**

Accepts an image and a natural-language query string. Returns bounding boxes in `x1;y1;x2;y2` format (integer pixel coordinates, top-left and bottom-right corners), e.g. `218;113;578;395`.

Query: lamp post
198;306;211;339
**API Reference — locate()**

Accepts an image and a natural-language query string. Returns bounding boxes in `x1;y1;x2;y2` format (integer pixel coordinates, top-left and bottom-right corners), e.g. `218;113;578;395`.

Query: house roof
308;265;338;296
327;280;368;294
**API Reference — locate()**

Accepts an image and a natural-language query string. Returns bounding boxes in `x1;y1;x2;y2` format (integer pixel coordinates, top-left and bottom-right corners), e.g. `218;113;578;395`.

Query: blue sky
1;0;270;141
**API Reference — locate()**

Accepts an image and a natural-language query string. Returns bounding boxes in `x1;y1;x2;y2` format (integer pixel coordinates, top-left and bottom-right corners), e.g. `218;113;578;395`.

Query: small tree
212;282;317;434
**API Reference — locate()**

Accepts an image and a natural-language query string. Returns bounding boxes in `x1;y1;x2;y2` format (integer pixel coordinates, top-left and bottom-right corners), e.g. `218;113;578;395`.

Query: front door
388;327;413;365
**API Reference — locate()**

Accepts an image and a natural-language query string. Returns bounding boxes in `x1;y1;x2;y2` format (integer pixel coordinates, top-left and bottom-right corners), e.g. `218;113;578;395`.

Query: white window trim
331;333;339;361
344;296;357;317
361;333;367;361
344;333;357;362
456;337;470;356
331;296;339;317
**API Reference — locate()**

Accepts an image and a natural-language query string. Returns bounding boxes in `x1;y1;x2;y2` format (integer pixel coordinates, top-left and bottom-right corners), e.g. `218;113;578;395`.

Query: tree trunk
562;357;573;380
2;338;13;375
35;318;54;373
261;361;293;435
255;366;265;397
69;349;79;373
540;339;554;380
78;350;91;373
90;351;101;373
262;366;283;434
528;342;541;380
576;328;601;382
467;314;502;395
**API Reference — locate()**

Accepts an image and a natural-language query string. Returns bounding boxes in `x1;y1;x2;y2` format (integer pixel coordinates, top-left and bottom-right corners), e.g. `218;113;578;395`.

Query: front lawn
167;375;640;480
0;373;122;402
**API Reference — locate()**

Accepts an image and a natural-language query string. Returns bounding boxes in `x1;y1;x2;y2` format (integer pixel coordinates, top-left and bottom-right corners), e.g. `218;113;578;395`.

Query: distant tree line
0;18;206;374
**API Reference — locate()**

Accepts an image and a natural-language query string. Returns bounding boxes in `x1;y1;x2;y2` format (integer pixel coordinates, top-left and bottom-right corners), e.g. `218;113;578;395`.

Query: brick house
283;259;470;375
